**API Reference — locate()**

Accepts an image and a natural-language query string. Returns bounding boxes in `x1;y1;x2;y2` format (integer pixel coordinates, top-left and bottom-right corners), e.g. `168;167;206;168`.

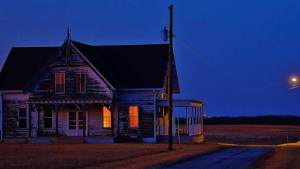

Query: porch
156;99;204;142
28;97;116;138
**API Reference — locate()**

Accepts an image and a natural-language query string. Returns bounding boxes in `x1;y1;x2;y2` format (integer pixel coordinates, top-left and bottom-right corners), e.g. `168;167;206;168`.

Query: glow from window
103;107;111;128
129;106;139;128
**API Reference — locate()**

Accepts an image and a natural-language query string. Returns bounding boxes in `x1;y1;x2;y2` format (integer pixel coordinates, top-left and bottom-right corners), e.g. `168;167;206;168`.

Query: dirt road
163;147;272;169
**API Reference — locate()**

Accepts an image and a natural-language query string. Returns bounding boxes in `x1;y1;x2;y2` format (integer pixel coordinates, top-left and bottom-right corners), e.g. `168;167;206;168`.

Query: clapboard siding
117;91;156;138
31;65;113;101
2;94;29;138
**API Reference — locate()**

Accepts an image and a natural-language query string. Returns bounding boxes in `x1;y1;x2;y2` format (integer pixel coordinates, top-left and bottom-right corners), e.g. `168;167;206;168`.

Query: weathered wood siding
2;94;29;138
30;45;113;102
117;90;156;139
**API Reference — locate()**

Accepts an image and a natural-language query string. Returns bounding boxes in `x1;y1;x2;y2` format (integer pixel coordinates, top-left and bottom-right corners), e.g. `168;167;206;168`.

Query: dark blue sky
1;0;300;116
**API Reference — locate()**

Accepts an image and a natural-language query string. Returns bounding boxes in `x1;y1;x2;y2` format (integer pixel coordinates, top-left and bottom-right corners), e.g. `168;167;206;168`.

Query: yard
0;143;224;169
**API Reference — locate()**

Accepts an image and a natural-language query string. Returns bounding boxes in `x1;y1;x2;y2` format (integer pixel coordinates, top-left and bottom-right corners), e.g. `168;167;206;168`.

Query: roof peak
65;26;71;41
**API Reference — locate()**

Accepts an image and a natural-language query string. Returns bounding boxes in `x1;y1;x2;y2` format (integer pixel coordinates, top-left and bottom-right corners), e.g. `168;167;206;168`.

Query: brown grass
0;143;224;169
254;146;300;169
204;125;300;145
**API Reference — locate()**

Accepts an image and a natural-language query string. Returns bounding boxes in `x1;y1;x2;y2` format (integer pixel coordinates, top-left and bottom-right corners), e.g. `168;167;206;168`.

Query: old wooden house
0;31;204;143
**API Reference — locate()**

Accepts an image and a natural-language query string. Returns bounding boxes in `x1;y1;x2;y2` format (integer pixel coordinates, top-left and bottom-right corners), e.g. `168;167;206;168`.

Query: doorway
68;111;86;136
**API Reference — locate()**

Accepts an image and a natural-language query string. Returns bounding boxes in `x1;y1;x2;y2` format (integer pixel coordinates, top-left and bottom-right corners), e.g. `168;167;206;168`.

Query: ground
2;125;300;169
0;143;225;169
204;125;300;145
254;145;300;169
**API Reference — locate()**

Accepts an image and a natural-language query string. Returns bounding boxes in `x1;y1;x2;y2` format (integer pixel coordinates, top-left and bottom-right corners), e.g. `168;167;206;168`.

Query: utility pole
161;4;174;151
168;4;174;151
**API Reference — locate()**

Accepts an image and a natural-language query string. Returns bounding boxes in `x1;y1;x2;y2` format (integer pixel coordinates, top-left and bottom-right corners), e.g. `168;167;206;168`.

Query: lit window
55;73;65;93
129;106;139;128
103;107;111;128
44;107;53;128
76;73;86;93
19;108;27;129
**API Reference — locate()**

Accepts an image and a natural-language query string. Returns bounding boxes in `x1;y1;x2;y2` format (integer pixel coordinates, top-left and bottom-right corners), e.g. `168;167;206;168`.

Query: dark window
69;112;76;129
44;108;52;128
55;73;65;93
76;73;86;93
19;108;27;128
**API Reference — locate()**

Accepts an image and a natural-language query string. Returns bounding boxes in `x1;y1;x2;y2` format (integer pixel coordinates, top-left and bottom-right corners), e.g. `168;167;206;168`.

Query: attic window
76;73;86;93
129;106;139;128
55;73;65;93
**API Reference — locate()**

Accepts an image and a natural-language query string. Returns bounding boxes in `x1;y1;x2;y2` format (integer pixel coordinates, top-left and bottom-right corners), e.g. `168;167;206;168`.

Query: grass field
0;143;224;169
204;125;300;145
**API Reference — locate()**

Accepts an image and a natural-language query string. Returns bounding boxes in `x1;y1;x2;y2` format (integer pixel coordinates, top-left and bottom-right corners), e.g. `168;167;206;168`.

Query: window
55;73;65;93
129;106;139;128
76;73;86;93
19;108;27;129
44;107;53;128
103;107;111;128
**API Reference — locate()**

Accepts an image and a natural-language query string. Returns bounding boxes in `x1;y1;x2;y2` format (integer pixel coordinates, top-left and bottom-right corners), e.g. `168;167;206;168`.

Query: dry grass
204;125;300;145
254;146;300;169
0;143;224;169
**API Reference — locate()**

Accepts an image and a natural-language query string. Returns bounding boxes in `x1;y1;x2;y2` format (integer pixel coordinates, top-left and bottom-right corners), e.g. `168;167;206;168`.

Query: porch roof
157;99;204;107
29;99;112;104
29;94;112;104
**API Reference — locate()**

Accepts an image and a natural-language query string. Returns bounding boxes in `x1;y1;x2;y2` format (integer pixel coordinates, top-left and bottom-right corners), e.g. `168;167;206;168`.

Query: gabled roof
0;41;173;90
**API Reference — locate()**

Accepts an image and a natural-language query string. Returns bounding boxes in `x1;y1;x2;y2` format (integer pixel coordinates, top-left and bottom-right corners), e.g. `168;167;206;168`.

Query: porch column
28;104;32;137
54;104;59;136
200;106;204;134
185;106;189;134
110;104;114;137
188;106;193;136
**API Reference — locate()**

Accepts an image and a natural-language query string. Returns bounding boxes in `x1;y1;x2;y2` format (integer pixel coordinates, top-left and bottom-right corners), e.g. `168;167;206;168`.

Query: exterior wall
32;104;118;137
117;90;157;141
87;104;118;137
31;65;113;101
2;93;29;138
0;94;2;141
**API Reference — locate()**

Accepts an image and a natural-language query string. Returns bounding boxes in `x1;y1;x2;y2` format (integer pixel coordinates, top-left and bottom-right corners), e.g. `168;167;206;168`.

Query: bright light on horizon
291;77;298;82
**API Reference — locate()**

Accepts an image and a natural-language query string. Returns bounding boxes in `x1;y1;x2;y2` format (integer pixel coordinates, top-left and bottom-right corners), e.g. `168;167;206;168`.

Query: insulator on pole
161;26;169;41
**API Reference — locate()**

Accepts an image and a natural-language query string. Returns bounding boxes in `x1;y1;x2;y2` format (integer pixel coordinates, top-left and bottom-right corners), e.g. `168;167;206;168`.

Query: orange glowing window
55;73;65;93
129;106;139;128
103;107;111;128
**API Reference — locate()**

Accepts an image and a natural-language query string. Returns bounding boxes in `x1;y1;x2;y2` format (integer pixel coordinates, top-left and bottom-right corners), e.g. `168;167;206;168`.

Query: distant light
291;78;298;82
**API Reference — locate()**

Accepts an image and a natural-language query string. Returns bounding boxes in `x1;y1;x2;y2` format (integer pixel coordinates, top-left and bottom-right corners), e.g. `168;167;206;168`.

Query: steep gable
0;40;178;93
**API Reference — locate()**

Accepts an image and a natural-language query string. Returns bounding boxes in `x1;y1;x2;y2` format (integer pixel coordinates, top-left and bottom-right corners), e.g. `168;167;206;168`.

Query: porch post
200;106;204;134
110;105;114;137
54;104;59;136
28;104;32;137
185;106;188;135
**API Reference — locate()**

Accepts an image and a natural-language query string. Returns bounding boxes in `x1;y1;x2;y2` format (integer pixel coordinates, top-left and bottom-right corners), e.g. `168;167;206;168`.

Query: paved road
163;147;273;169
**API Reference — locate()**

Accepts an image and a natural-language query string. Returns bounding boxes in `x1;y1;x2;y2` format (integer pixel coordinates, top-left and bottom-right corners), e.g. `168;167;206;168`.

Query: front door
68;111;86;136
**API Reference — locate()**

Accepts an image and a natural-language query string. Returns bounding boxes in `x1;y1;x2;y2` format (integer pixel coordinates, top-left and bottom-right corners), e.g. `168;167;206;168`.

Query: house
0;30;204;143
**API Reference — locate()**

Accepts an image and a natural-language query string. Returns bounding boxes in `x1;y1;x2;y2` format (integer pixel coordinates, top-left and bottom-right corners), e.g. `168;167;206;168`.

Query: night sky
1;0;300;117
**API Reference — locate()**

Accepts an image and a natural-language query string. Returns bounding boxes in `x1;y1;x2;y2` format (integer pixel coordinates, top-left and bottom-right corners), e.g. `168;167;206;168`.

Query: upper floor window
103;107;111;128
18;108;27;129
55;73;65;93
129;106;139;128
76;73;86;93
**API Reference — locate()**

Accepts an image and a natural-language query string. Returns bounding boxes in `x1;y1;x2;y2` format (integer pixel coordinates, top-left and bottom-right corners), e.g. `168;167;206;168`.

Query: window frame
55;72;65;94
103;106;112;128
18;108;27;129
129;106;139;128
44;107;53;129
76;73;86;93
